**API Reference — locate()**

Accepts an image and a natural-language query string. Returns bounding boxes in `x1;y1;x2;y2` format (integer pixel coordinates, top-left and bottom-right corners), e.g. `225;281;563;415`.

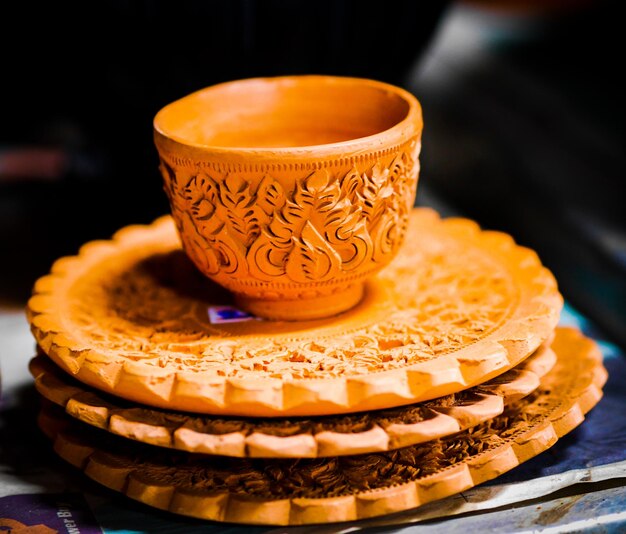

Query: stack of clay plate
27;209;607;526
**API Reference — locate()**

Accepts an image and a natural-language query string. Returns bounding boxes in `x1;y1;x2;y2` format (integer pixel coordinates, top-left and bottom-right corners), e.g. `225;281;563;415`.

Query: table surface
1;299;625;533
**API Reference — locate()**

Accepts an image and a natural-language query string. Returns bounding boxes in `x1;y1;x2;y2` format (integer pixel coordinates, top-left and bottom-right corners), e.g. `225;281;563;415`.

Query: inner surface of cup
155;77;411;149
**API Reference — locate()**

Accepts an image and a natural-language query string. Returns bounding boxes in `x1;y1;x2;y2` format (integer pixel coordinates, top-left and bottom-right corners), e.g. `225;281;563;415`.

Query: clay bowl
154;76;422;321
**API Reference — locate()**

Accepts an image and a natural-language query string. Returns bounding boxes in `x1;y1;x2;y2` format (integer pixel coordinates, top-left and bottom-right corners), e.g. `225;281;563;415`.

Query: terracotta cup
154;76;423;321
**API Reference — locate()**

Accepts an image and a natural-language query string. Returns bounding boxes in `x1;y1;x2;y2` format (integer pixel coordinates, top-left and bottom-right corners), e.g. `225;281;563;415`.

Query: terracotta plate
30;343;555;458
28;209;562;416
38;328;604;526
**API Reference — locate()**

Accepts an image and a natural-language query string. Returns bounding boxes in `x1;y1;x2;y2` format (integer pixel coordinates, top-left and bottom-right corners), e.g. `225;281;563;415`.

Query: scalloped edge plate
27;209;563;416
37;328;605;525
30;343;555;458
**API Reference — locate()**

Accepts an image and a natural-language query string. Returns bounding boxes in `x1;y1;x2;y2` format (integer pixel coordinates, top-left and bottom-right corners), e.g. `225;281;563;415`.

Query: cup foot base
236;284;365;321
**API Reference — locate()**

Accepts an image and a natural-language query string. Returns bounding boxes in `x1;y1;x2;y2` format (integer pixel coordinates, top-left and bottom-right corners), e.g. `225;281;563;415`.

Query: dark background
1;0;623;346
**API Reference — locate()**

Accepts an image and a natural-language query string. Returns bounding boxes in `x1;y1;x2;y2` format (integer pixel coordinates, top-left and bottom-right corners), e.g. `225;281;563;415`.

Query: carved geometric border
37;328;606;525
30;344;556;458
27;209;563;416
157;136;419;174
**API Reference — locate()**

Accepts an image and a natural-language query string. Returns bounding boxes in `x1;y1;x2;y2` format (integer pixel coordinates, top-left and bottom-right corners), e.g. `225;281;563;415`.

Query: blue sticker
208;306;258;324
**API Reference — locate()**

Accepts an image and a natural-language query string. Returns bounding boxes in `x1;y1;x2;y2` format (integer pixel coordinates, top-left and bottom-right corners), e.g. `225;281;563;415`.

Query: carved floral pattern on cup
159;140;419;295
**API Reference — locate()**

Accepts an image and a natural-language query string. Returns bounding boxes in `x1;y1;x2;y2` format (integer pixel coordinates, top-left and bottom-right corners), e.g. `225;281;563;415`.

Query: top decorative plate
27;209;562;416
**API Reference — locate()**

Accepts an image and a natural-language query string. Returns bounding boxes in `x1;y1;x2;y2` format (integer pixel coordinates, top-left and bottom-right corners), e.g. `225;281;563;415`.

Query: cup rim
153;75;422;159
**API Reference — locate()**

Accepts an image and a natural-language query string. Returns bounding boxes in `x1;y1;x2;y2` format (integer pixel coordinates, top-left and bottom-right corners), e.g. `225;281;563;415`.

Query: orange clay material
29;344;556;458
154;76;423;320
27;209;562;417
37;328;606;526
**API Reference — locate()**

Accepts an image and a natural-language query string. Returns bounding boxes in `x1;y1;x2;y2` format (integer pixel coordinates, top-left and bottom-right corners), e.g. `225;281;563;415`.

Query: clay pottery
30;343;555;457
37;327;606;525
154;76;423;320
27;210;562;416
